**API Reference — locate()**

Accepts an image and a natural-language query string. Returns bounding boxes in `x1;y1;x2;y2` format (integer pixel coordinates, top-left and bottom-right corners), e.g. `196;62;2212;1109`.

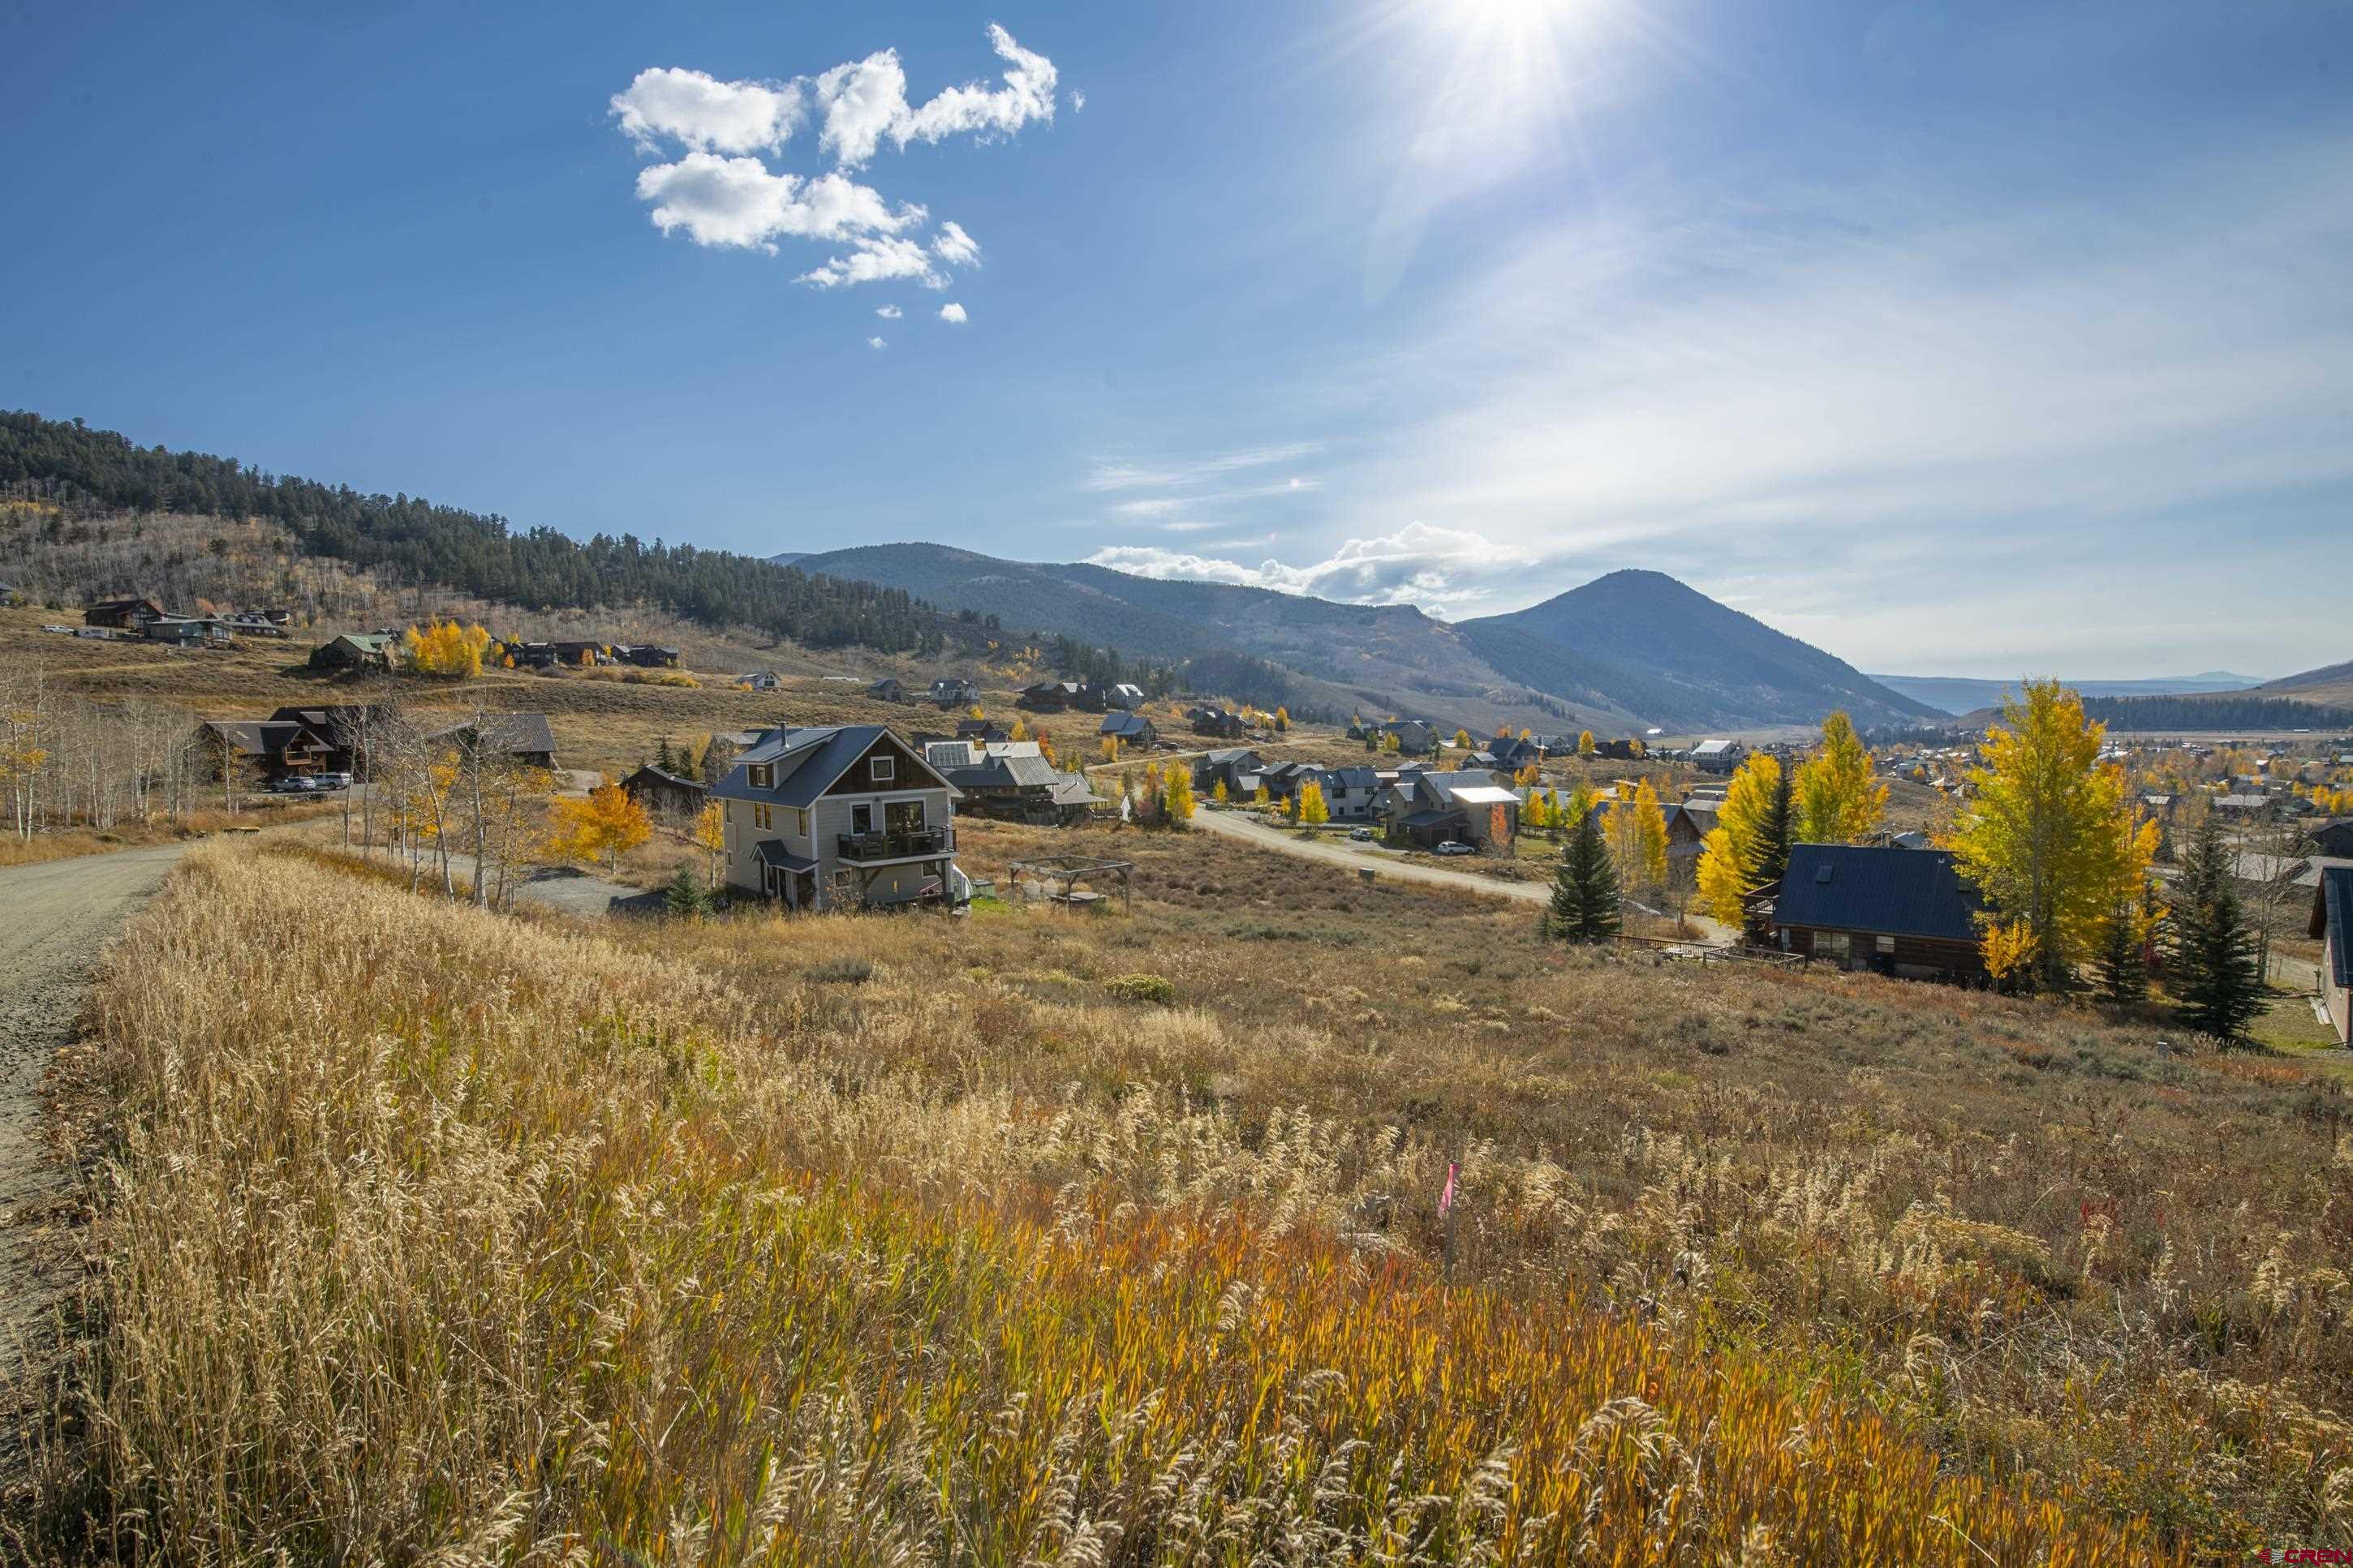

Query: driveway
0;845;184;1441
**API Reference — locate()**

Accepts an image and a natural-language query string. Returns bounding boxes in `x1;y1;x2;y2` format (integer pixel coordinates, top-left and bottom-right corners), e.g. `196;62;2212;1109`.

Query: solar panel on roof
1817;865;1833;883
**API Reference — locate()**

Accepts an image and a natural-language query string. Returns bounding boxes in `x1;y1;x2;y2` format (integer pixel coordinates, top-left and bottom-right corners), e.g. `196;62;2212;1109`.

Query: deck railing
837;826;954;861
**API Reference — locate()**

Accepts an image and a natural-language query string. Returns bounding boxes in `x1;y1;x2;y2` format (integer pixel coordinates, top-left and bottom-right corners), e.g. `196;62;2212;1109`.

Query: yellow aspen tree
1009;717;1030;741
1454;728;1473;750
1253;784;1271;808
1632;780;1669;888
1793;711;1887;845
1943;680;2153;986
1099;736;1121;763
1298;780;1329;825
1695;753;1785;927
550;778;652;873
693;799;725;879
1274;707;1290;732
1163;768;1196;823
1577;730;1596;757
1211;779;1228;805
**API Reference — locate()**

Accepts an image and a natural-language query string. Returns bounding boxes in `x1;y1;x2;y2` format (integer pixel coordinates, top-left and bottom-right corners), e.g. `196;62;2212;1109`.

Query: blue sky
3;0;2347;679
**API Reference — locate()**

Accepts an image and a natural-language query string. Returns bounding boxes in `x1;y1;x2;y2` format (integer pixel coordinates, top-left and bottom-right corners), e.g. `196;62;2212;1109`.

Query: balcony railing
837;826;954;862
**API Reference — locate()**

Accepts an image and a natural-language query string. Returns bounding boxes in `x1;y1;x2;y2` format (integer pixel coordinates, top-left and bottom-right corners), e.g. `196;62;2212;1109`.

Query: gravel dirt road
0;846;182;1410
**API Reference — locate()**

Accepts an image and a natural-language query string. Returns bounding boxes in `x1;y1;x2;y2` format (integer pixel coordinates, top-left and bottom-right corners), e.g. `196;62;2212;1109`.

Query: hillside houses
1191;748;1263;797
621;764;706;820
1190;706;1248;739
1691;739;1748;775
928;677;978;708
309;632;398;672
714;724;962;911
1380;768;1520;849
84;596;165;629
1099;711;1157;749
1767;844;1986;982
925;740;1102;825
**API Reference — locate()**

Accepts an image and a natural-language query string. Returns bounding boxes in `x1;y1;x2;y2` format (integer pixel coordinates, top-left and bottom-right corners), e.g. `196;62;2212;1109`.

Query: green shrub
1103;973;1176;1006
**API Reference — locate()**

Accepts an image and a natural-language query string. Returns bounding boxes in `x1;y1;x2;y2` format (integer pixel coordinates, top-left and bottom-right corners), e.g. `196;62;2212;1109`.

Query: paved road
0;845;183;1415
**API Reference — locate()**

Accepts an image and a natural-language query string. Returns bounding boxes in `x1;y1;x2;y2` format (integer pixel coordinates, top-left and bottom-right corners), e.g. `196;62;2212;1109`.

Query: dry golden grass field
9;810;2351;1565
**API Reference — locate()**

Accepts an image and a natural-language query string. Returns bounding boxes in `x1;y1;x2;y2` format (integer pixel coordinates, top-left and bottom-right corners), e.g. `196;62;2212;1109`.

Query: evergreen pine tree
2093;893;2149;1004
656;735;676;773
1547;811;1622;944
1750;763;1794;890
2171;808;2262;1042
665;864;712;921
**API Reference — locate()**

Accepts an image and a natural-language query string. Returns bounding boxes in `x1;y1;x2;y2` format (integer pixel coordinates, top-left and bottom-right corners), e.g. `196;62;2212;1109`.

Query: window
795;807;809;837
749;764;773;788
753;804;772;831
1875;934;1896;955
871;754;894;783
851;802;873;835
1821;932;1850;960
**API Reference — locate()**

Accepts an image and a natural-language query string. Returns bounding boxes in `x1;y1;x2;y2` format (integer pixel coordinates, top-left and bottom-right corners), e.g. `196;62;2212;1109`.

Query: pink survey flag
1438;1161;1458;1219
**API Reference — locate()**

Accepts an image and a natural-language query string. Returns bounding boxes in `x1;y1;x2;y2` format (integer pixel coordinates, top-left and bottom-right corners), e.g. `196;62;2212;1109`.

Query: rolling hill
2256;658;2353;709
1453;569;1941;729
794;547;1929;733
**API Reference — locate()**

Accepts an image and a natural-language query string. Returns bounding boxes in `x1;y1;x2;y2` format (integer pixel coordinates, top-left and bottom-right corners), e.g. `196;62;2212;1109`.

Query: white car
1432;840;1476;857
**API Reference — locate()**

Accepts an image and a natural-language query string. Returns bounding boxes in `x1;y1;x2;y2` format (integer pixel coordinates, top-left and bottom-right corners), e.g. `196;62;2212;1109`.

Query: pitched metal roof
721;724;956;806
1774;844;1984;943
755;840;815;874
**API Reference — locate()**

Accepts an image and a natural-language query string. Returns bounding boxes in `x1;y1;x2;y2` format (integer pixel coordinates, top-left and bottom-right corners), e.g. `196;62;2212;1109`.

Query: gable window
749;763;773;788
871;754;895;783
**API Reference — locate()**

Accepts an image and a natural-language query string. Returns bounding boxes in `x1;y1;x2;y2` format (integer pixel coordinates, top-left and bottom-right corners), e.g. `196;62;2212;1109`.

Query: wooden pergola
1005;854;1133;914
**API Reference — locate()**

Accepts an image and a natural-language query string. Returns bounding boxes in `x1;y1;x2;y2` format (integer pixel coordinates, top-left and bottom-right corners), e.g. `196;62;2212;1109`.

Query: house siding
2328;926;2351;1046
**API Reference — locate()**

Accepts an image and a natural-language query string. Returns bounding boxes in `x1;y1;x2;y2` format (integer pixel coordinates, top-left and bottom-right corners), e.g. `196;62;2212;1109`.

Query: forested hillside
1;412;947;654
2079;693;2353;731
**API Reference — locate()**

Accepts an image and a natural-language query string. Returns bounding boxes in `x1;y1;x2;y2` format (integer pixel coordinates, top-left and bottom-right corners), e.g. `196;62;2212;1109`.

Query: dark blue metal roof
1773;844;1985;943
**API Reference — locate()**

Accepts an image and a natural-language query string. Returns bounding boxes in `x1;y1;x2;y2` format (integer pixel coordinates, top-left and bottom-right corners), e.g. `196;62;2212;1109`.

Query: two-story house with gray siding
713;724;963;911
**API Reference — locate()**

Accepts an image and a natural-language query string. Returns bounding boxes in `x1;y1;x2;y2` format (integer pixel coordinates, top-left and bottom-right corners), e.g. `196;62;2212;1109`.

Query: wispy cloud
1141;131;2353;668
874;303;901;319
1082;442;1324;492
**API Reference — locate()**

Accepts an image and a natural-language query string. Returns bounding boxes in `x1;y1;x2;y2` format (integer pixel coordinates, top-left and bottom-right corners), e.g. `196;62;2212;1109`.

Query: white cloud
1071;89;1086;112
897;24;1057;150
867;335;887;350
1086;522;1512;611
799;235;944;289
932;221;980;267
616;28;1056;289
611;67;802;155
813;49;910;169
633;156;921;250
874;303;901;319
937;301;968;324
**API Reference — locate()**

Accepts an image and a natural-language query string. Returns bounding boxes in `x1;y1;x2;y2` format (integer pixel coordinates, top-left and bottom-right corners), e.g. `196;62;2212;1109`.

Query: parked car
1350;827;1375;841
270;776;316;793
1432;840;1475;856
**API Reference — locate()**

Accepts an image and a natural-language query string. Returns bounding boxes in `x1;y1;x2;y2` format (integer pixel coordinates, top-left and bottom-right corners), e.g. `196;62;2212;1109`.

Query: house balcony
836;826;955;862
